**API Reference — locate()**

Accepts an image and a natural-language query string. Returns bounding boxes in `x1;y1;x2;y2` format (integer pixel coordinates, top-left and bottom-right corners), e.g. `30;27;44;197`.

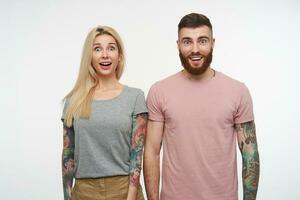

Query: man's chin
187;60;203;67
190;65;202;69
183;63;209;75
188;64;203;70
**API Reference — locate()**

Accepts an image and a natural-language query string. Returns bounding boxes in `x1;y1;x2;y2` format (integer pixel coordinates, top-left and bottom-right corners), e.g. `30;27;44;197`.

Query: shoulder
62;98;70;109
125;86;148;113
61;98;70;121
124;85;145;97
216;71;249;92
149;72;181;92
217;71;243;85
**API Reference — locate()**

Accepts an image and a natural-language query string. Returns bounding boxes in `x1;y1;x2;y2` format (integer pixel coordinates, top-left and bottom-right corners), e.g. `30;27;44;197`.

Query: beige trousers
71;175;144;200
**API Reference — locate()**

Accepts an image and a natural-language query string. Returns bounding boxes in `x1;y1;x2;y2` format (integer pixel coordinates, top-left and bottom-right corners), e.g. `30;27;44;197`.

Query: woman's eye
109;46;116;51
95;47;102;52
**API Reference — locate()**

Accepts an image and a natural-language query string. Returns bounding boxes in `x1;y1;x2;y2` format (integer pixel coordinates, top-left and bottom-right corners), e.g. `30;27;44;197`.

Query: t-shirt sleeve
61;99;69;122
133;90;148;115
234;83;254;124
146;83;164;122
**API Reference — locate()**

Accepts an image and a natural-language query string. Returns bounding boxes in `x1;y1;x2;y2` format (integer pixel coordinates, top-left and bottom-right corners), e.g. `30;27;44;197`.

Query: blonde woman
61;26;147;200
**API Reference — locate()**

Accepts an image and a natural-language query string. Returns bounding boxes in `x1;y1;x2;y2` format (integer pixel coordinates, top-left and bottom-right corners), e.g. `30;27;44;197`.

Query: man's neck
182;67;215;81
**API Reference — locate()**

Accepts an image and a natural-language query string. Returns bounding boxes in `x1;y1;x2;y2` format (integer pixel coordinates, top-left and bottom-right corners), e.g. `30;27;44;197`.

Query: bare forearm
127;185;138;200
144;152;160;200
143;120;164;200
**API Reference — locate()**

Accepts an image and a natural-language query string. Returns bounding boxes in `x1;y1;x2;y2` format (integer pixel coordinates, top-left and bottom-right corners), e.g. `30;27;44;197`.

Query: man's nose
192;43;200;53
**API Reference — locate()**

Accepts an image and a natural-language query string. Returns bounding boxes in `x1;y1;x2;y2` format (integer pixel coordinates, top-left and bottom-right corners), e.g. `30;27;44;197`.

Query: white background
1;0;299;199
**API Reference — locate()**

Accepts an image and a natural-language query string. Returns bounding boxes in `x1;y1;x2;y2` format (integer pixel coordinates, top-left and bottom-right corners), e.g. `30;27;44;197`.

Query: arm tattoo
62;125;75;200
235;121;260;200
129;113;148;187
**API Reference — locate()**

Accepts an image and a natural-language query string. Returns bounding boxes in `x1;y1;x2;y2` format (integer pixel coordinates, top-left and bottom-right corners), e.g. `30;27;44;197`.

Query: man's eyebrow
198;36;209;39
181;37;192;41
181;36;209;41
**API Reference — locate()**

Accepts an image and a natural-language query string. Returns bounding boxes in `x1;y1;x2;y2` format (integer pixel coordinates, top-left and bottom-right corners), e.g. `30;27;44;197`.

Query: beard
179;48;213;75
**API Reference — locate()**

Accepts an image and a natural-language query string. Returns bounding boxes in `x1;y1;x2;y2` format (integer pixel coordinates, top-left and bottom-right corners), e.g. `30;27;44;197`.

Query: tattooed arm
235;121;260;200
127;113;148;200
62;124;75;200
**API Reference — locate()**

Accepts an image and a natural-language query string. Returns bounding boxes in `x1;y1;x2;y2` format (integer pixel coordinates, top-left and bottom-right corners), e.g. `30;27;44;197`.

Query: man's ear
212;38;215;49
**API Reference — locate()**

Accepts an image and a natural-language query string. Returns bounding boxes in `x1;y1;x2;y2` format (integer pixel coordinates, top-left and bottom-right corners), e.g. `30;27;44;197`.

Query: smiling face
178;26;214;75
91;34;120;78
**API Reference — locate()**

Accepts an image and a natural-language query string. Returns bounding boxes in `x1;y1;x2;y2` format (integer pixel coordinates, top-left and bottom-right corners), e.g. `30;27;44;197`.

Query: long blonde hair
63;26;125;127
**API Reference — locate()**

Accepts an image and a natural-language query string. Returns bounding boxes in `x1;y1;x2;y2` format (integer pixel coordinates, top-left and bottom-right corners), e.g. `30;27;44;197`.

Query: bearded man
144;13;260;200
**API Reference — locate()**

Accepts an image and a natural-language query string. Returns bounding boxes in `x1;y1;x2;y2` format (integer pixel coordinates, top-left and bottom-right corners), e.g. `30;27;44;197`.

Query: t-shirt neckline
93;85;127;102
178;69;218;84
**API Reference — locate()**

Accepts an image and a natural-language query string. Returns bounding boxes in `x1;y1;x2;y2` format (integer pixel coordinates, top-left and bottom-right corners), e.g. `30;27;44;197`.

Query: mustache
188;52;202;57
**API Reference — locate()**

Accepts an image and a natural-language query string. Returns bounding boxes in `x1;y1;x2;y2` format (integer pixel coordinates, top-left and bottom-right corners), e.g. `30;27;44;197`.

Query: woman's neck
96;75;121;91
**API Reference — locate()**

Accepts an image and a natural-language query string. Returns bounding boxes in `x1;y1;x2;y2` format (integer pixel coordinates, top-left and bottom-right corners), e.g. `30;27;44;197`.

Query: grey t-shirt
62;86;148;178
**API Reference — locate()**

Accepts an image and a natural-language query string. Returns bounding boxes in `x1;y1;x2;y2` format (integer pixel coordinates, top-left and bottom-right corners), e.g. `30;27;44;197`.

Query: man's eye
199;39;208;44
183;40;191;45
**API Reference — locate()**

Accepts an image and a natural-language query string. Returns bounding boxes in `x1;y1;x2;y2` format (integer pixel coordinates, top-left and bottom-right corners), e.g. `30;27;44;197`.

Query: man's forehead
179;26;212;38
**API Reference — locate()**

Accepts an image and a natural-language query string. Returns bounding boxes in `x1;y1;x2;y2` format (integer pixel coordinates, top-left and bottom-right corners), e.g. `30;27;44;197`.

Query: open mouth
189;56;202;62
98;62;112;70
99;62;112;66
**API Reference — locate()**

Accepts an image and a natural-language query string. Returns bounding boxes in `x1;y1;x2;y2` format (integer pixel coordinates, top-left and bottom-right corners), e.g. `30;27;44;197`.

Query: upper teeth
190;56;201;61
100;62;111;65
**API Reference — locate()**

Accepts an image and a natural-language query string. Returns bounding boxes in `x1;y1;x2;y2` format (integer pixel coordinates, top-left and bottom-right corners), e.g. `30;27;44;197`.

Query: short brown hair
178;13;212;33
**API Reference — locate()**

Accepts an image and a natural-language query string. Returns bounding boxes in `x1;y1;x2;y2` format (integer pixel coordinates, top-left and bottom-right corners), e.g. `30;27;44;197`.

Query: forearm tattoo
129;113;148;187
235;121;260;200
62;125;75;200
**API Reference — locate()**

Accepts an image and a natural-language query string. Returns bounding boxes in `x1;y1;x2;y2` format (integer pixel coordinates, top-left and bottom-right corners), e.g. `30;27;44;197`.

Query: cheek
179;47;191;56
92;51;99;60
202;49;211;56
91;56;98;67
111;52;120;62
200;46;212;55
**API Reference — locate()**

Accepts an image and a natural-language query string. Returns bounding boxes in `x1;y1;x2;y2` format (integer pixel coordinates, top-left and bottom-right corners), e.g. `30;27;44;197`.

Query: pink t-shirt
146;71;254;200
